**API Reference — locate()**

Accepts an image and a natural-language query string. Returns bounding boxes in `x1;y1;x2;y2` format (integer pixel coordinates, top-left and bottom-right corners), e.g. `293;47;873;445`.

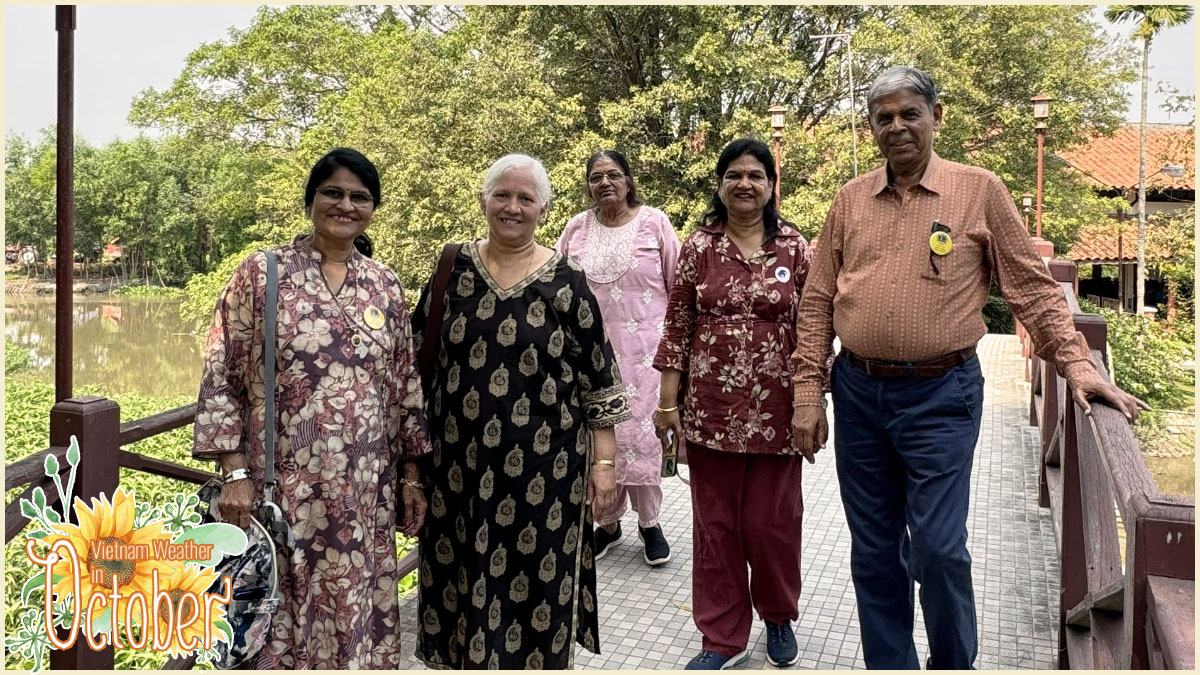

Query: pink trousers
596;484;663;528
688;444;804;656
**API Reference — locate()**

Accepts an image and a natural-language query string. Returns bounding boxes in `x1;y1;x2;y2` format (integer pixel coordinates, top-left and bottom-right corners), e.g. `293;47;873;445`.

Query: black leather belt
844;346;977;378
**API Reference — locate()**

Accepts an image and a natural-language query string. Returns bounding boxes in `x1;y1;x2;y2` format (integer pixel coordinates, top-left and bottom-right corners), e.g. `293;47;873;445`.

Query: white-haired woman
412;154;631;669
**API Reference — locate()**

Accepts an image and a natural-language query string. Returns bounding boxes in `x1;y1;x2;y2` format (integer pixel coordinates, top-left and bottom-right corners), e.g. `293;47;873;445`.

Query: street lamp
1157;163;1186;179
1021;193;1033;232
1031;93;1053;240
810;33;858;177
768;104;787;205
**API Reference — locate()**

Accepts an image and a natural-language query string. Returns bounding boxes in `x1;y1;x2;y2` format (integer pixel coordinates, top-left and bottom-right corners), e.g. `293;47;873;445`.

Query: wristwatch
223;468;251;484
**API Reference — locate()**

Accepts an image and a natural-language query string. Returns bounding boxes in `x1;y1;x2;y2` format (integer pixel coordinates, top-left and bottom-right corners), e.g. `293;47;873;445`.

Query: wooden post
1058;385;1083;668
48;395;118;670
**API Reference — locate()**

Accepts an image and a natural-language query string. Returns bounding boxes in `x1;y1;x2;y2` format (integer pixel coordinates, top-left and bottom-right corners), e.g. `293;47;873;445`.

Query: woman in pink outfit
556;150;681;567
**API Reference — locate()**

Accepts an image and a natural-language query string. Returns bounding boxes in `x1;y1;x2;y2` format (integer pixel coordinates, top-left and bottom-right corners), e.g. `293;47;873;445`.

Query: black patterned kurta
412;242;632;669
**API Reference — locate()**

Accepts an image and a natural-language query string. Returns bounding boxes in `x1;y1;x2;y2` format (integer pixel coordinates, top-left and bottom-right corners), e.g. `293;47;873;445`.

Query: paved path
395;334;1060;669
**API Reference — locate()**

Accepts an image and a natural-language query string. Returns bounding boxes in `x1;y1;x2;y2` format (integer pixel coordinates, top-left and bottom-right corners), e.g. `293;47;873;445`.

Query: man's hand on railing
1073;378;1150;424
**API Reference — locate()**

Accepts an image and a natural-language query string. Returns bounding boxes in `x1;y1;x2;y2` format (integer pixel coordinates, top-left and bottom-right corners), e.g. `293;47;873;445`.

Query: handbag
418;243;463;389
198;249;293;669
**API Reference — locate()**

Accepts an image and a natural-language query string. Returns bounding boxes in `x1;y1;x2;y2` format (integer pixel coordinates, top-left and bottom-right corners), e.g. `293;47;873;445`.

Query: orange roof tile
1066;220;1179;263
1057;124;1194;191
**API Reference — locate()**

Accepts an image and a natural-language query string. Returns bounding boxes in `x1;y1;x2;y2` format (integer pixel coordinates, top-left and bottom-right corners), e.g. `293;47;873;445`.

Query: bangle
401;478;424;489
223;468;250;484
593;459;616;468
654;405;678;414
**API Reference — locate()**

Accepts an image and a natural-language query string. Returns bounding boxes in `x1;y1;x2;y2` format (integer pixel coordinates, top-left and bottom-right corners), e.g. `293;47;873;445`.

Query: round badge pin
775;266;791;283
364;306;386;330
929;232;953;256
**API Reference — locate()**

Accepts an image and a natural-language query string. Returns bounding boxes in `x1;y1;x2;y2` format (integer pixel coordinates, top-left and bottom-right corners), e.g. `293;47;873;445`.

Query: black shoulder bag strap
419;243;462;390
258;251;293;547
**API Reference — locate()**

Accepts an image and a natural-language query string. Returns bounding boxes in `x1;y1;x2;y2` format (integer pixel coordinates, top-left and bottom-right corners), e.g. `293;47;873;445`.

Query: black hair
700;138;781;239
585;150;642;208
353;233;373;258
303;147;382;211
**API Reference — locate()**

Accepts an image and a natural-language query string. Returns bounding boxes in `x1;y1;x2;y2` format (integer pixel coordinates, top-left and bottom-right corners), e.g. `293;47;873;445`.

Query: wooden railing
1020;260;1195;670
4;396;420;669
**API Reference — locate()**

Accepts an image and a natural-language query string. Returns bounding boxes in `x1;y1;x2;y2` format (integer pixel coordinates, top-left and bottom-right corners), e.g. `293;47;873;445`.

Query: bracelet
654;405;678;414
401;478;424;489
592;459;616;468
222;468;250;484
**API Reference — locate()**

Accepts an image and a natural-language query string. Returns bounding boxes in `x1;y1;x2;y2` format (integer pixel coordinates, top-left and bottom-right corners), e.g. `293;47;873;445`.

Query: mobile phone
661;429;678;478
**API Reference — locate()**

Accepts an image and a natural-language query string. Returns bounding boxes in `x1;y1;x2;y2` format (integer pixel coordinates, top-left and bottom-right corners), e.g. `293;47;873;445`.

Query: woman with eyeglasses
193;147;431;668
555;150;681;567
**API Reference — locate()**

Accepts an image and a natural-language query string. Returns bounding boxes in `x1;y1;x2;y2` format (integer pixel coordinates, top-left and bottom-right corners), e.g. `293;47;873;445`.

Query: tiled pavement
395;334;1060;669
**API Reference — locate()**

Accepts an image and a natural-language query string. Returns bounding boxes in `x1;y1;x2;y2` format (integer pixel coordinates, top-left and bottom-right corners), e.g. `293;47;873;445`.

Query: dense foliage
1079;301;1195;410
9;5;1138;322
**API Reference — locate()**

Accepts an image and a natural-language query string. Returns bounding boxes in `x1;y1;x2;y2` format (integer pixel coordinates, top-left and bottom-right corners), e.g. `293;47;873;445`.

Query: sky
3;4;1196;146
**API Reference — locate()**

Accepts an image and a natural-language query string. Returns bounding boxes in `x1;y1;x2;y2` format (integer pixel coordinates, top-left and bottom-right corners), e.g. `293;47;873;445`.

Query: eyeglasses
317;187;374;209
587;171;626;185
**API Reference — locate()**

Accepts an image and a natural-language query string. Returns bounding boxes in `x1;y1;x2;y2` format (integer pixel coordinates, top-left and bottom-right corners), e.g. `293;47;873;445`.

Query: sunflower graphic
42;488;177;606
125;564;228;657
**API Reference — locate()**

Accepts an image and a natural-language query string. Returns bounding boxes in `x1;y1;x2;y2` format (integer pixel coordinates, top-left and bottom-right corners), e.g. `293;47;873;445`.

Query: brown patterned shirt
792;153;1100;407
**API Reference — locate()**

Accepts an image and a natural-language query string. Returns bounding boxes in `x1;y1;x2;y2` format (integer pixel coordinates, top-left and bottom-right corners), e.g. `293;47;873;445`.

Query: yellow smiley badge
364;305;386;330
929;231;953;256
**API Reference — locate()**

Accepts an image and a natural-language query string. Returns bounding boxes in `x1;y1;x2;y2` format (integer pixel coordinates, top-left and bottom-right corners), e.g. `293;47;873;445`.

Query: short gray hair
866;66;938;117
481;154;553;208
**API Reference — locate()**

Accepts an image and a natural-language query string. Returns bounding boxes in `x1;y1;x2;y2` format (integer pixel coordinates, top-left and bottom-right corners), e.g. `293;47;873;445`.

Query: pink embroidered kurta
557;206;681;485
193;235;431;669
653;223;813;455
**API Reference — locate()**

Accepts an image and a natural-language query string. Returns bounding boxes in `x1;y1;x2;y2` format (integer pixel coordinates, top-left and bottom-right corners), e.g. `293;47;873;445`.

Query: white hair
481;154;553;208
866;66;938;118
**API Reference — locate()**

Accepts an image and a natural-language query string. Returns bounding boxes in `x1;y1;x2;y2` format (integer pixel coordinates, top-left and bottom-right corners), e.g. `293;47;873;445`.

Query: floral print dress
412;243;631;669
193;235;431;669
653;223;813;454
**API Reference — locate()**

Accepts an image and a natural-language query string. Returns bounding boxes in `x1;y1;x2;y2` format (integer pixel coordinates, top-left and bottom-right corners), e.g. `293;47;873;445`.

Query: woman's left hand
588;465;617;517
399;483;427;536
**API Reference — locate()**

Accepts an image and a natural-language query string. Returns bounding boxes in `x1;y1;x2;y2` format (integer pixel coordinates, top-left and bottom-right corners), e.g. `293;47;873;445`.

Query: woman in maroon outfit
653;139;813;670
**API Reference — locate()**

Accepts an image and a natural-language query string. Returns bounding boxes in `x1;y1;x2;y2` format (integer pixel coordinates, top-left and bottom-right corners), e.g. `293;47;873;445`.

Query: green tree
1104;4;1193;313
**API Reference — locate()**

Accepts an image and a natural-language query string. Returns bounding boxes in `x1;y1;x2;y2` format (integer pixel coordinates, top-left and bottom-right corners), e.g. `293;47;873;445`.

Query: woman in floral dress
652;139;814;670
193;148;431;669
556;150;680;566
413;154;631;669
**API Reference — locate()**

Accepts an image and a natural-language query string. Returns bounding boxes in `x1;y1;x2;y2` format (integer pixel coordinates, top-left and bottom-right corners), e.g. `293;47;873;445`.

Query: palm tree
1104;5;1193;315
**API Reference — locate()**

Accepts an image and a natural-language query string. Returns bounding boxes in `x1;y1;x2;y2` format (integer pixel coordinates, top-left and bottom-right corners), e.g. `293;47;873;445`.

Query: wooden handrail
117;449;217;486
5;446;68;491
118;403;197;446
1028;260;1194;669
5;476;58;544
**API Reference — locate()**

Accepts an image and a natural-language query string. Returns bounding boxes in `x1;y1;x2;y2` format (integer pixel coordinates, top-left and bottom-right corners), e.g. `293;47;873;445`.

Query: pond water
4;295;205;399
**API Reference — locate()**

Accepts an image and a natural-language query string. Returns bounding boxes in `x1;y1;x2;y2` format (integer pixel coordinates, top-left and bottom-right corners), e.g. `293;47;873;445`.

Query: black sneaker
639;524;671;566
765;620;799;666
594;523;622;560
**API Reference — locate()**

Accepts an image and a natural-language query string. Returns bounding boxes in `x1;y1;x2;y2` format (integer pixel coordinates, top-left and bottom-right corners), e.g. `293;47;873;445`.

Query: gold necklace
483;241;538;280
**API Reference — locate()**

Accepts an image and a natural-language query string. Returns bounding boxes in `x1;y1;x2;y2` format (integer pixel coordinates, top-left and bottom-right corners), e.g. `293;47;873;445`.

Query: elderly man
790;66;1146;669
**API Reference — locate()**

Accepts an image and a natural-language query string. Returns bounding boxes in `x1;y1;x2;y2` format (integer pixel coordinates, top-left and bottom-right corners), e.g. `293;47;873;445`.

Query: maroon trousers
689;444;805;656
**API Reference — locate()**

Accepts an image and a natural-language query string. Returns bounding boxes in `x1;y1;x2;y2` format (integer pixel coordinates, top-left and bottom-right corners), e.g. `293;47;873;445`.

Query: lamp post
1021;193;1033;232
768;104;787;204
809;33;858;176
1031;94;1052;241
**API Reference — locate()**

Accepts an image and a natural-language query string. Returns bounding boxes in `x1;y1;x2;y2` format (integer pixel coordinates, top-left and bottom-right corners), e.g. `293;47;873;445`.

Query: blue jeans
831;351;984;669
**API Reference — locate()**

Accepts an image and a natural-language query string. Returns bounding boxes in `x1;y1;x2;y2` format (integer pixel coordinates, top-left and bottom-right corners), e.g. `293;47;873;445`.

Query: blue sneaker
685;649;749;670
765;620;799;667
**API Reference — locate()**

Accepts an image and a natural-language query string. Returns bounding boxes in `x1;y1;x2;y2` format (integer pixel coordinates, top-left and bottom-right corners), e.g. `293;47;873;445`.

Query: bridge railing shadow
1018;260;1194;670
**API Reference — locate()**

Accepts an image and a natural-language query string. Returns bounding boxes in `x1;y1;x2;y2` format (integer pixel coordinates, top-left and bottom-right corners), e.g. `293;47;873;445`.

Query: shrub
5;340;31;375
1080;300;1195;409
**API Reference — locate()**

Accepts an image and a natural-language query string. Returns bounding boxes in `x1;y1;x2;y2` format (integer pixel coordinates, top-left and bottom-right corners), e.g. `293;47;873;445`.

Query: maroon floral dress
653;222;813;454
193;235;431;669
